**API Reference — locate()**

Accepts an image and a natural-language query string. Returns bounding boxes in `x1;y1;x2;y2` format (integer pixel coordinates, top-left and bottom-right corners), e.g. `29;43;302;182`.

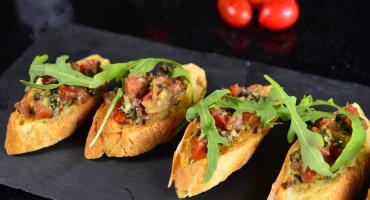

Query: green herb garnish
311;99;366;172
264;75;333;176
186;90;230;182
188;74;366;182
89;88;123;147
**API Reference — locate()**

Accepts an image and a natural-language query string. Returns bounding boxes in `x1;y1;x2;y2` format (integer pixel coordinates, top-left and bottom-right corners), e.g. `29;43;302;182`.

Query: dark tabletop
1;0;369;199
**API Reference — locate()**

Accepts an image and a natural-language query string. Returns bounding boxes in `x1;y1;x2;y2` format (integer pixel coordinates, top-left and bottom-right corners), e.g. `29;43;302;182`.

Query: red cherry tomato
258;0;299;31
218;0;253;28
191;138;208;160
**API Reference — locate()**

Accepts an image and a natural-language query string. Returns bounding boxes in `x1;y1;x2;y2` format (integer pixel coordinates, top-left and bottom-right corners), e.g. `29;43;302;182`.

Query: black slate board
0;24;369;200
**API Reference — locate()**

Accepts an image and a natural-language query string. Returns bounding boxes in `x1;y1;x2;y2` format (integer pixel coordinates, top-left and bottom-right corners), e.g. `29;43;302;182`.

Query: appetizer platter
0;24;369;200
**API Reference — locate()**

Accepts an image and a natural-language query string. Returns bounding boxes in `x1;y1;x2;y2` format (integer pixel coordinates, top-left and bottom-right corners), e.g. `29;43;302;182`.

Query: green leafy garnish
215;93;278;128
264;74;333;176
89;88;123;148
186;89;230;182
311;99;366;172
22;55;94;89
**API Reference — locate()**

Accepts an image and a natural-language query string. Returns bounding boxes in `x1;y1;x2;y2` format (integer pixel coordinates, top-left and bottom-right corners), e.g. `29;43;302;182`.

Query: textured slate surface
0;24;369;200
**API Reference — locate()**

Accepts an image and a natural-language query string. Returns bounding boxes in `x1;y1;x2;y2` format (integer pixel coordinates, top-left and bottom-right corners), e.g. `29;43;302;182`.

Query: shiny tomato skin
218;0;253;28
230;84;241;97
258;0;299;31
301;168;317;183
211;111;227;129
191;138;208;160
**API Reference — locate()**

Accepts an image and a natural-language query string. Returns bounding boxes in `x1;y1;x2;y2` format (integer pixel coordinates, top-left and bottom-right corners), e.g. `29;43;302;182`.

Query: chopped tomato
320;147;334;165
301;168;317;183
58;85;78;102
211;111;227;129
230;84;241;97
58;85;89;104
242;112;258;125
124;76;147;98
15;102;33;118
191;137;207;160
329;146;342;159
345;117;352;127
113;110;126;124
345;104;359;116
34;102;53;118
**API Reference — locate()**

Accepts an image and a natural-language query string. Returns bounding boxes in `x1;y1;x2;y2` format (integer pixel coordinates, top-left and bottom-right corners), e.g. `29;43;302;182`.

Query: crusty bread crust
84;63;207;159
4;55;110;155
168;86;273;198
268;103;370;200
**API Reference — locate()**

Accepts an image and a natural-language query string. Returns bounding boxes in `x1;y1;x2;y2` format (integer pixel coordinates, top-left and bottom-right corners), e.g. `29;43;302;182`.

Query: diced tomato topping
113;110;126;124
58;85;78;101
230;84;241;97
191;137;208;160
15;102;33;118
211;111;227;129
242;112;258;125
345;117;352;127
345;104;359;116
58;85;89;104
34;102;53;118
301;168;317;183
329;145;342;159
320;147;334;165
124;76;147;98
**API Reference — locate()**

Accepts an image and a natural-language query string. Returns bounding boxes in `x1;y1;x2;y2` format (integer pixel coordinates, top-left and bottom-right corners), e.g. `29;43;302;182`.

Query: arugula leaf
186;89;229;122
89;88;123;148
22;55;95;88
199;102;229;181
311;99;366;172
20;80;61;90
215;94;278;128
185;89;230;181
89;63;132;88
128;58;195;102
264;75;333;176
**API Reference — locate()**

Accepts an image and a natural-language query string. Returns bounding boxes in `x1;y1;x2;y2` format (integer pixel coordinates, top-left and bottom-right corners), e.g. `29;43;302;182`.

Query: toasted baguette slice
268;103;370;200
168;85;273;198
5;55;110;155
84;63;207;159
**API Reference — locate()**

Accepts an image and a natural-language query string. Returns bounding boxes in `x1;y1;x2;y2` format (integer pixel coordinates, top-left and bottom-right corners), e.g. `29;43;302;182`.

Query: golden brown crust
4;54;110;155
168;85;273;198
268;103;370;200
367;188;370;200
84;63;207;159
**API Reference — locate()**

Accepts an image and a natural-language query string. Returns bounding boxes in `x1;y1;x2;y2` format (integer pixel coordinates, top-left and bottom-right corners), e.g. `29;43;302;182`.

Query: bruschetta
84;63;207;159
268;103;370;200
5;54;110;155
168;84;273;198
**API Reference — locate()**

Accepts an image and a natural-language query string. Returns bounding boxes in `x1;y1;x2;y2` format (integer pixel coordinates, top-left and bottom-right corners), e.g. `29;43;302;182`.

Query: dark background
0;0;369;199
